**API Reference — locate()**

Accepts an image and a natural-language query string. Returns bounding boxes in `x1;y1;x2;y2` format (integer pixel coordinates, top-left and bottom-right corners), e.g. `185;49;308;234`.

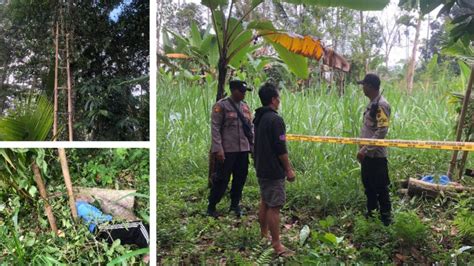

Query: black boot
229;205;244;218
206;205;219;218
381;212;392;226
365;209;376;220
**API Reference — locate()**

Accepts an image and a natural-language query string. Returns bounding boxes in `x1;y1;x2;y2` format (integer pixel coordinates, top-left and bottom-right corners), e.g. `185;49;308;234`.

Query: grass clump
353;215;390;246
352;215;392;262
391;211;428;247
453;199;474;243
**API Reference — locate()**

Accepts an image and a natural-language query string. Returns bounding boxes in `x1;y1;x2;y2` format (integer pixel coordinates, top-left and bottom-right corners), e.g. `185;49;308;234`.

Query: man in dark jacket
253;82;295;256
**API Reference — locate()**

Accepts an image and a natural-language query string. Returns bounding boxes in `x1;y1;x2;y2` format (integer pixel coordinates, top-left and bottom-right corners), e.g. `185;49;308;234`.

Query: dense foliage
0;148;149;264
0;0;149;140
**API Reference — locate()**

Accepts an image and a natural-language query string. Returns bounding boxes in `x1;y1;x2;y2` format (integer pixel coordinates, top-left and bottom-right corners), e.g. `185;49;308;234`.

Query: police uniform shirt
211;97;253;154
360;95;390;158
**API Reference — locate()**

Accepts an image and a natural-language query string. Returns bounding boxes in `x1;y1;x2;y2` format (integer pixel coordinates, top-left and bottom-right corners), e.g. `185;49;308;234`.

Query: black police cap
357;73;381;89
229;80;252;92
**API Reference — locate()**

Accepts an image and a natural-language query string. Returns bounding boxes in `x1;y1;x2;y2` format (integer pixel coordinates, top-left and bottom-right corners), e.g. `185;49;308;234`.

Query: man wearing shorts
253;82;296;256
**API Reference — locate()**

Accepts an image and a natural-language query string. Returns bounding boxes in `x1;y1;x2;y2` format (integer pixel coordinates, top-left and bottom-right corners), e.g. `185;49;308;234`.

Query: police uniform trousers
208;152;249;209
361;157;391;220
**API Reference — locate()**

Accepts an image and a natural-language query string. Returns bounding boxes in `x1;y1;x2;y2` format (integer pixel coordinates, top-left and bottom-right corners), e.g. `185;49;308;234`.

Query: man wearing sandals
253;82;296;257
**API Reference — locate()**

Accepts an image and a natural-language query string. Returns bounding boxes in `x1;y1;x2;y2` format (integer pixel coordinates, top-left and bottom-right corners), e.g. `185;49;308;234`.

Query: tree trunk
0;59;8;91
0;59;9;113
66;34;74;141
53;21;59;140
448;66;474;178
216;57;228;102
32;162;59;235
157;0;162;66
457;150;469;179
58;148;78;221
406;14;422;93
407;178;474;198
382;20;400;70
334;8;339;52
359;11;368;73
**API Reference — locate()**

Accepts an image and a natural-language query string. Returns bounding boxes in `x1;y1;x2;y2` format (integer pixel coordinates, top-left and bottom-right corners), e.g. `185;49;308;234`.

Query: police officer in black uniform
207;80;253;218
357;74;392;225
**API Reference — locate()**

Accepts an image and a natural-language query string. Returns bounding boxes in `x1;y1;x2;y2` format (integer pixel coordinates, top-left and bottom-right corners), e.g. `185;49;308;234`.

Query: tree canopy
0;0;149;141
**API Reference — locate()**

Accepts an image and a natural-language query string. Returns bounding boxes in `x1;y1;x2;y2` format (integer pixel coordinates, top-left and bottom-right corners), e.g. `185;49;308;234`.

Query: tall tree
359;11;368;73
399;0;474;92
1;0;149;140
406;12;423;93
380;14;401;69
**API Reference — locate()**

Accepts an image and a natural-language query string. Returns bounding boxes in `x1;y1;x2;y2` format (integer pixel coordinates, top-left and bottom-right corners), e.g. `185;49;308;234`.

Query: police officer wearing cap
207;80;253;218
357;73;392;226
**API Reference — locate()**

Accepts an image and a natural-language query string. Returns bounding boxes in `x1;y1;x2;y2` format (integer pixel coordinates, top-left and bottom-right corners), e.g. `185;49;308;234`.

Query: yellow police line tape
286;134;474;152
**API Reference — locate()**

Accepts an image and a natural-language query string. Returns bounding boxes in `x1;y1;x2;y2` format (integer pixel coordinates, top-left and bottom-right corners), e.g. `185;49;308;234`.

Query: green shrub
352;214;394;262
359;247;389;263
454;209;474;242
391;211;427;247
353;215;389;247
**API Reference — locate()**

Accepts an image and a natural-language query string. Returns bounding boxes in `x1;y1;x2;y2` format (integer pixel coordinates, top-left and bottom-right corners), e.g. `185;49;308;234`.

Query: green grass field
158;71;474;264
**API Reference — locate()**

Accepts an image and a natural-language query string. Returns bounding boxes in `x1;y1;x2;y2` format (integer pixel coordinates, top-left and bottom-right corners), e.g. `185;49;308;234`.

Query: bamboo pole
53;21;59;140
448;65;474;178
58;148;77;221
31;163;58;235
65;34;73;141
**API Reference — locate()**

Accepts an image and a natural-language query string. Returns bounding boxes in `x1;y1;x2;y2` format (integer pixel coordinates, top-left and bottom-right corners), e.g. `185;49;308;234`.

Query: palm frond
0;96;53;141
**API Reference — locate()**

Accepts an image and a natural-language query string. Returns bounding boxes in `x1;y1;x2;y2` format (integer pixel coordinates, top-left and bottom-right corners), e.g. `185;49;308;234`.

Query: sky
165;0;443;67
368;1;442;66
109;0;133;22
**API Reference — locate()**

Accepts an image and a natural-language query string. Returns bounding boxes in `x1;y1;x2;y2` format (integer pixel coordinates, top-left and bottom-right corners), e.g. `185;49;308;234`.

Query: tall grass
157;70;469;214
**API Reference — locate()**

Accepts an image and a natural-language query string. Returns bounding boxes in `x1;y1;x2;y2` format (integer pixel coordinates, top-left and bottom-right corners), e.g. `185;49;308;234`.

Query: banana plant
201;0;390;101
163;21;220;80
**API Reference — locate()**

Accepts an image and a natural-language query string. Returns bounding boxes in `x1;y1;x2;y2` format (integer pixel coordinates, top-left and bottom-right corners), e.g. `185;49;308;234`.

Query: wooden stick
458;150;469;179
458;114;474;179
58;148;78;221
53;21;59;140
66;33;73;141
448;65;474;178
31;162;58;235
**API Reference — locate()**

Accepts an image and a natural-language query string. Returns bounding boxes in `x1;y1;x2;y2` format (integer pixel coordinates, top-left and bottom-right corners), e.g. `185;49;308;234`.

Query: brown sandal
276;249;295;258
